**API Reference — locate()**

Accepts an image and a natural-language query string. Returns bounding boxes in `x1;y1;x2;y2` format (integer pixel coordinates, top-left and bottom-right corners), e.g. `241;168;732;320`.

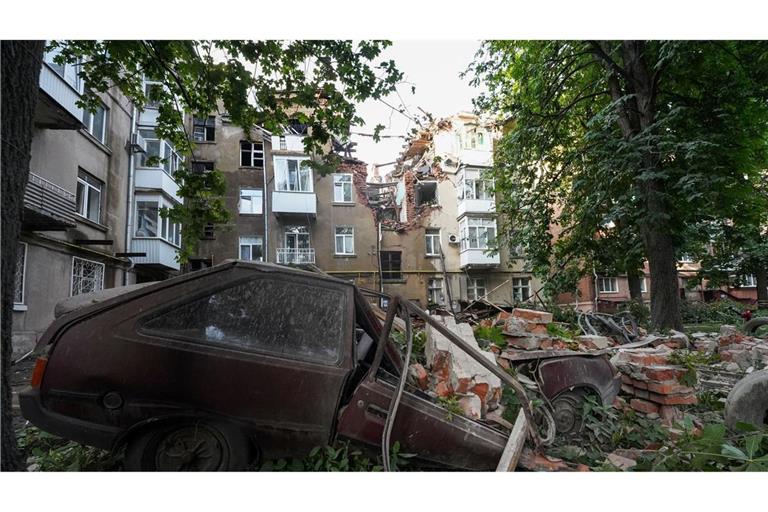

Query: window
464;130;485;149
44;47;81;92
416;181;437;205
460;217;496;250
679;254;694;263
193;116;215;142
14;243;27;305
598;277;619;293
239;188;263;215
71;257;104;296
743;274;757;287
640;278;647;293
135;197;181;246
144;82;162;109
467;277;486;301
240;141;264;168
427;278;445;305
425;228;441;256
284;226;310;250
460;171;494;201
82;103;108;144
142;278;346;364
76;170;102;223
381;251;402;281
138;129;181;176
512;277;531;302
192;161;215;174
239;236;263;261
335;226;355;255
275;157;312;192
333;174;353;202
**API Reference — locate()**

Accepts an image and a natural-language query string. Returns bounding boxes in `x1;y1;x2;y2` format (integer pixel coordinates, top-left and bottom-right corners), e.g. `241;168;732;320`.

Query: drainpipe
377;220;384;307
593;268;599;312
123;104;138;286
263;159;268;262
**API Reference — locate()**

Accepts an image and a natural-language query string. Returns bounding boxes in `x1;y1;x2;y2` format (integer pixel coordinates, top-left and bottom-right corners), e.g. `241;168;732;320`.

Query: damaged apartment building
364;112;541;310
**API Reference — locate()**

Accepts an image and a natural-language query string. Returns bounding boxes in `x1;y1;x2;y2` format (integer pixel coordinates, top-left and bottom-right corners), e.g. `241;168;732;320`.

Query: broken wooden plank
496;409;528;472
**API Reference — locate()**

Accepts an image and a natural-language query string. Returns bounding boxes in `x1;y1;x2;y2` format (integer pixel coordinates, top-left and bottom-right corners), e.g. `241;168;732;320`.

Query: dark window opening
240;141;264;168
201;223;215;240
287;118;308;135
193;116;215;142
416;181;437;206
192;161;215;174
381;251;402;281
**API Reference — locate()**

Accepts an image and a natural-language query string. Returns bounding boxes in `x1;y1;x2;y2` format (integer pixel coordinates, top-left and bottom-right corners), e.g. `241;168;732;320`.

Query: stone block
511;308;553;324
629;398;659;415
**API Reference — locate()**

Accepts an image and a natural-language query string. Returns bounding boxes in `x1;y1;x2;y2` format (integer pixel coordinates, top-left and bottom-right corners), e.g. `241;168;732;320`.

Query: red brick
455;377;471;394
648;393;697;405
621;384;635;395
642;366;685;381
431;351;452;381
629;378;649;390
524;323;549;335
496;311;511;322
435;381;453;397
621;374;633;386
719;333;747;347
646;381;695;395
628;353;670;366
470;382;490;409
540;338;554;350
512;308;553;324
409;363;429;390
629;399;660;415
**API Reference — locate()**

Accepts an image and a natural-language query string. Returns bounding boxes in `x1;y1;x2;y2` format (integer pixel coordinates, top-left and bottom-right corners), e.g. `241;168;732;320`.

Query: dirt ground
11;358;35;432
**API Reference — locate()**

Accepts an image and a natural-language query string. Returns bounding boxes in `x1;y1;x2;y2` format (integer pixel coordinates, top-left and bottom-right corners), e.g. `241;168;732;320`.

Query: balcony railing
276;247;316;265
23;172;77;230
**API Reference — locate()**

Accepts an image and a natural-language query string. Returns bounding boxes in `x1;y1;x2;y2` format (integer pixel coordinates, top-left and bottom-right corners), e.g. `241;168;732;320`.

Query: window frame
193;116;216;142
138;129;181;176
380;251;402;281
598;277;619;294
640;278;647;293
14;242;28;306
70;256;105;297
333;173;354;203
460;217;497;251
467;277;487;301
239;236;264;262
238;188;264;215
274;156;312;192
82;102;108;144
240;140;265;168
743;274;757;287
425;228;441;256
334;226;355;255
427;277;445;305
76;170;103;224
134;195;182;247
512;277;531;302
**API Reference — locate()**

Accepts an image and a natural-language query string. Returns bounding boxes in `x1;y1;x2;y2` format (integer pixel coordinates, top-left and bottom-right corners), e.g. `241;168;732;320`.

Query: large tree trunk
627;270;644;302
642;219;683;330
756;267;768;309
1;40;45;471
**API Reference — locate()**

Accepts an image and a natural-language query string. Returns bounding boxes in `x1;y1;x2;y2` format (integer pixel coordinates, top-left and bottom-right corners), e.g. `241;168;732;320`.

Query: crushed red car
21;260;620;470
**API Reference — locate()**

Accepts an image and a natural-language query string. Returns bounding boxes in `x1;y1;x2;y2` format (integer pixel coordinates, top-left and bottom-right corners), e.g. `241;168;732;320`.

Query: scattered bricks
613;396;629;410
648;392;697;406
408;363;429;390
496;357;510;370
454;377;472;394
470;382;491;412
668;330;690;349
488;386;502;410
606;453;637;471
524;323;549;335
539;338;554;350
719;332;747;347
431;351;452;382
458;394;482;420
575;335;613;350
719;324;739;337
629;398;660;415
646;381;696;395
642;366;686;382
719;350;734;362
621;374;633;386
551;340;569;350
435;381;453;397
504;317;528;337
621;383;635;395
518;449;591;472
629;378;649;390
628;351;670;366
505;336;542;351
511;308;553;324
496;311;511;322
693;338;718;354
659;405;683;426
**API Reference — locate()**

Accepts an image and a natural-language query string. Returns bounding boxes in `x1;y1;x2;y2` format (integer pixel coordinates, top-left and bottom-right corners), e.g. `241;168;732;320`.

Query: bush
680;299;746;324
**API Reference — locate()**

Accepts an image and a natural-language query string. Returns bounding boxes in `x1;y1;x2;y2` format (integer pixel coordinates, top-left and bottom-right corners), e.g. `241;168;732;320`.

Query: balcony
130;238;180;271
458;148;493;167
271;134;305;153
276;248;316;265
460;249;500;269
458;198;495;218
135;168;181;200
36;64;84;129
272;191;317;216
22;172;77;230
138;108;160;126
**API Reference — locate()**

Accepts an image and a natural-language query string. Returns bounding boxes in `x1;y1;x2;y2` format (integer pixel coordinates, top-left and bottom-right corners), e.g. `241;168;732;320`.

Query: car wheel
124;419;250;471
551;389;589;435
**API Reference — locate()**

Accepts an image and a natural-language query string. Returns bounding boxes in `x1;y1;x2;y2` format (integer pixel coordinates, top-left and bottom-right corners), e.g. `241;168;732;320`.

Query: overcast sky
350;40;484;172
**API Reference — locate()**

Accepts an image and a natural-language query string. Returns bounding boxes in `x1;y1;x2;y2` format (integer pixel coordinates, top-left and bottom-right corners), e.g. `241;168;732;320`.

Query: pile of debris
611;345;696;424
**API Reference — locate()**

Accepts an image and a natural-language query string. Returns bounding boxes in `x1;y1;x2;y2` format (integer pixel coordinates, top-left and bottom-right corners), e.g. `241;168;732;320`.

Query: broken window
381;251;402;281
416;181;437;206
333;173;353;202
461;217;497;251
335;226;354;255
275;157;312;192
193;116;215;142
239;188;263;215
425;228;441;256
427;278;444;305
598;277;618;293
141;278;346;365
240;141;264;168
239;236;263;261
467;277;486;301
512;277;531;302
191;161;215;174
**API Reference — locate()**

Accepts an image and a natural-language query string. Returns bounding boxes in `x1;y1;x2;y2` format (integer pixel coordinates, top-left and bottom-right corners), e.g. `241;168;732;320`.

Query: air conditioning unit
128;132;146;154
447;233;459;244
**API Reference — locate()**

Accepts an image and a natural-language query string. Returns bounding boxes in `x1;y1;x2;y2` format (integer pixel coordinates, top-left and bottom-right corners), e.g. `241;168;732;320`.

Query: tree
468;41;768;329
1;39;401;470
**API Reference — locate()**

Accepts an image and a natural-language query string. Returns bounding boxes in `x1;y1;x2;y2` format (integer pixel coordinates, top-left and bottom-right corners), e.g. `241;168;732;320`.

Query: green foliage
48;40;402;262
668;350;720;387
546;322;576;339
617;299;651;327
261;440;415;472
391;328;427;365
499;386;522;424
474;325;507;348
679;299;746;324
546;303;580;326
19;426;120;471
437;395;463;421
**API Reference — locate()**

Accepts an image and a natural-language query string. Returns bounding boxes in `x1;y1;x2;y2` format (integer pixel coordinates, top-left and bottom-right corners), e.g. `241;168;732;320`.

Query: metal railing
276;247;315;265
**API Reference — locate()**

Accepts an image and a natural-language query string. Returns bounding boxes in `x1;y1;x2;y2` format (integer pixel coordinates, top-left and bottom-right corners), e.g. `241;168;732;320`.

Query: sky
349;40;484;172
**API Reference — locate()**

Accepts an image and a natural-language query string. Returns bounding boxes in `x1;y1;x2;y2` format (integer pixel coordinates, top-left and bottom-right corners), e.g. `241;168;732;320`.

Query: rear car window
142;278;346;365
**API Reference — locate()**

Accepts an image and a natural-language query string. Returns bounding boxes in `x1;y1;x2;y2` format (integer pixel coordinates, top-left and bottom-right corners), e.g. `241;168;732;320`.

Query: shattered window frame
334;226;355;255
512;277;531;302
333;173;354;203
425;228;441;256
467;277;486;301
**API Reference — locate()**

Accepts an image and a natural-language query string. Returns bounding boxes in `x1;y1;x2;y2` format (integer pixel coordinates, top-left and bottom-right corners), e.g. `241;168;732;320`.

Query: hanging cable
381;304;412;471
